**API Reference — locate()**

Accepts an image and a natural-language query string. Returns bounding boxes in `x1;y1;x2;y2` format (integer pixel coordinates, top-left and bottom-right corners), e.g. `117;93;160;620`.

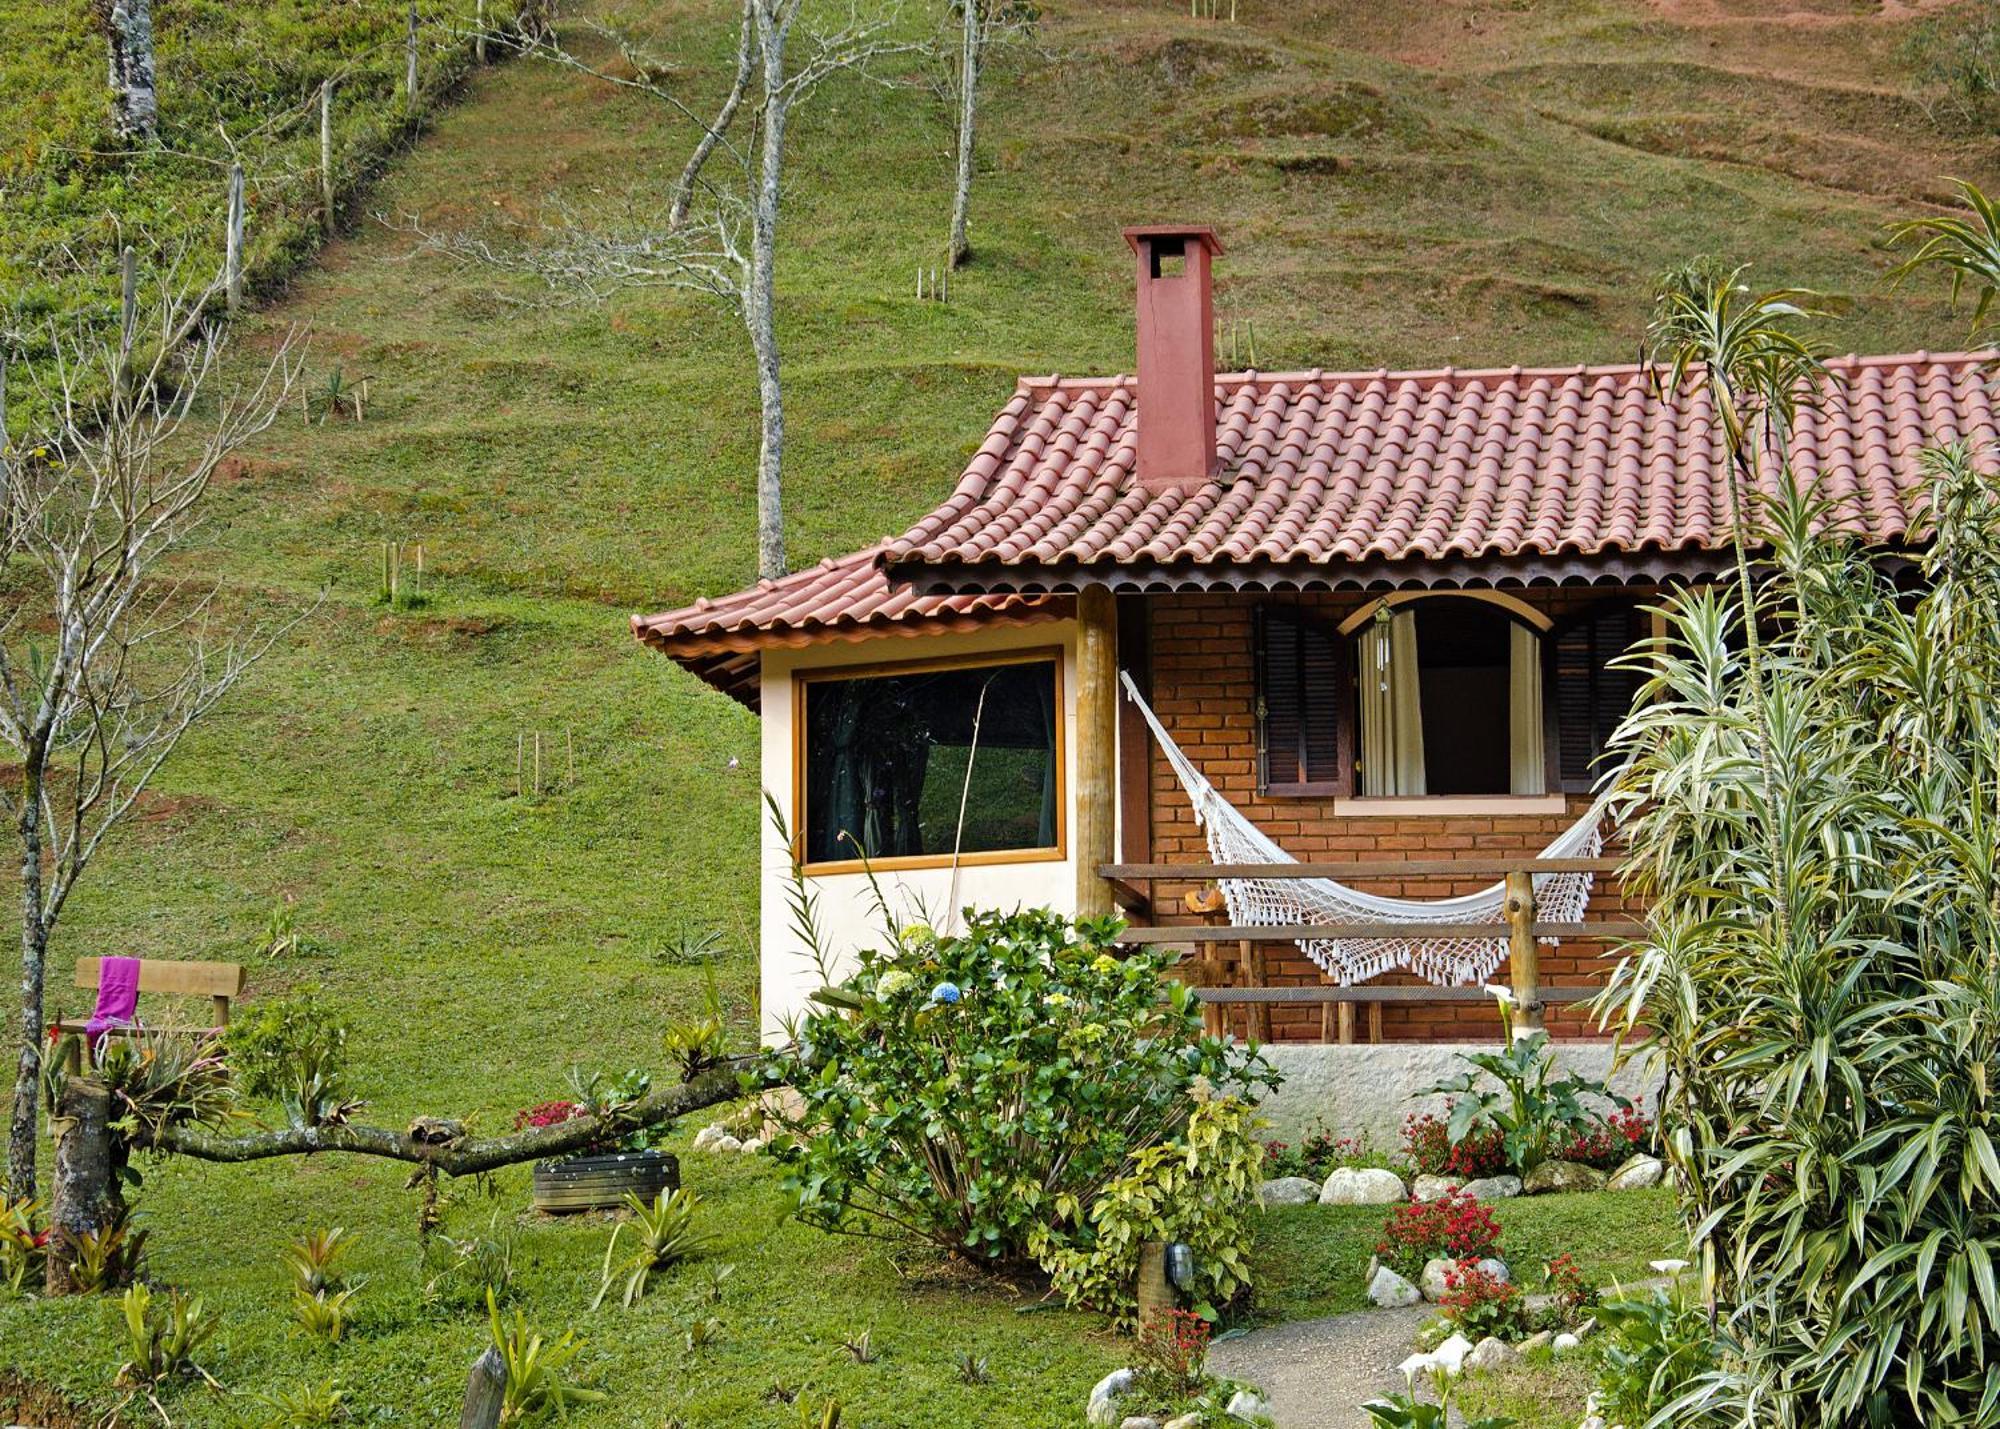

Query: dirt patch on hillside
1644;0;1960;24
0;1371;96;1429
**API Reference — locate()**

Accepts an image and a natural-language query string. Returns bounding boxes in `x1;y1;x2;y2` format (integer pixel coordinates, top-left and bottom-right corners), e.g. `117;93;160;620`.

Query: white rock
1431;1333;1475;1375
1466;1336;1517;1372
1419;1256;1456;1302
1163;1416;1201;1429
1474;1256;1511;1285
1260;1176;1322;1206
1368;1265;1422;1308
1516;1330;1555;1356
740;1136;767;1155
1460;1174;1523;1200
1552;1331;1581;1354
1574;1315;1598;1340
1120;1419;1163;1429
713;1133;743;1153
691;1124;727;1151
1087;1369;1135;1426
1578;1418;1607;1429
1320;1167;1408;1205
1411;1172;1459;1202
1606;1153;1663;1192
1225;1389;1271;1421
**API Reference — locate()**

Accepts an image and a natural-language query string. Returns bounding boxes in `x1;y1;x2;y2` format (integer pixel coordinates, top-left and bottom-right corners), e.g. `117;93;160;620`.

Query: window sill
798;846;1067;877
1328;795;1570;818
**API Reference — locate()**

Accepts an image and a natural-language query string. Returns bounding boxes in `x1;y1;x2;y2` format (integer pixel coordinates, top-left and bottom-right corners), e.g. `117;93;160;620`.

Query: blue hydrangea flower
929;981;962;1005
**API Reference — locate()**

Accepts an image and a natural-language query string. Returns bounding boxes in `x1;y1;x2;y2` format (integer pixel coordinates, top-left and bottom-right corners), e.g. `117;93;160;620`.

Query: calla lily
1649;1258;1690;1276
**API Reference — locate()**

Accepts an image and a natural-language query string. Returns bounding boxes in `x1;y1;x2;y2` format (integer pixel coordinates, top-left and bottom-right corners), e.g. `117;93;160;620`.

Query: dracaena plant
1600;425;2000;1425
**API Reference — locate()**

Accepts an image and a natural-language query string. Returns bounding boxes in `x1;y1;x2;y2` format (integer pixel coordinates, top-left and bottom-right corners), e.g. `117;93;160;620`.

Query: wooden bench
53;957;246;1070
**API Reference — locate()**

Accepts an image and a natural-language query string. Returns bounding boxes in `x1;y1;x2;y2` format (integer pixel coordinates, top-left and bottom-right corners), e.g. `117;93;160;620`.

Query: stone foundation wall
1252;1041;1662;1152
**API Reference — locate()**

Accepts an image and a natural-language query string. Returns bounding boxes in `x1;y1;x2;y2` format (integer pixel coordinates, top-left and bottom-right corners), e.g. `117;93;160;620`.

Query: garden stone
1087;1369;1134;1426
691;1124;728;1151
1606;1153;1664;1192
1523;1159;1607;1195
1460;1174;1522;1200
1467;1336;1517;1373
1574;1315;1598;1340
1320;1167;1407;1205
1419;1257;1456;1302
1411;1172;1458;1202
1517;1330;1555;1355
1260;1176;1322;1206
1432;1334;1475;1375
1368;1265;1422;1308
1164;1418;1201;1429
1120;1419;1163;1429
1474;1256;1511;1285
1579;1418;1607;1429
1552;1331;1581;1354
1225;1389;1271;1421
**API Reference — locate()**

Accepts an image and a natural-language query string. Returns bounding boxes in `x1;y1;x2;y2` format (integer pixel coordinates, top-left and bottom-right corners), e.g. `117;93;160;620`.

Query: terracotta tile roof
630;547;1068;707
884;352;1998;580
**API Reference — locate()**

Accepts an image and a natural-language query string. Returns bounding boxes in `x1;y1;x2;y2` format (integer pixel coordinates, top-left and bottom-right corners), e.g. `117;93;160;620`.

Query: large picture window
797;652;1062;869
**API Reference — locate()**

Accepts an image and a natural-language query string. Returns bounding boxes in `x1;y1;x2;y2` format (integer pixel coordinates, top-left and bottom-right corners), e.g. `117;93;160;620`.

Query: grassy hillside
0;0;1994;1421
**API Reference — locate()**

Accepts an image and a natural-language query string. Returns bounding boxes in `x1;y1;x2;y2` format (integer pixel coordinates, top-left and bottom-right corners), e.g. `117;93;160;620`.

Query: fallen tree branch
146;1059;752;1176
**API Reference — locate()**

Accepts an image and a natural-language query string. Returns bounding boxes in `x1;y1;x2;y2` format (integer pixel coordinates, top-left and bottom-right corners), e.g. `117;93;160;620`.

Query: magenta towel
84;956;141;1048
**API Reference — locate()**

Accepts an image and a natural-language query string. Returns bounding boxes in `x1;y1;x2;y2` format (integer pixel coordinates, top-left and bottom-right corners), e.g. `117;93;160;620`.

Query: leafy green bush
1592;1286;1722;1428
1031;1095;1265;1321
756;908;1278;1286
222;985;352;1127
1606;419;2000;1416
1424;1027;1626;1176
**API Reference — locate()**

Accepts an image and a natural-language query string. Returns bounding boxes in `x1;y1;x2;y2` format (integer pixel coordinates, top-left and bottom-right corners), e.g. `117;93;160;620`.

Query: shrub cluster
1374;1191;1500;1276
756;908;1278;1318
1399;1109;1507;1180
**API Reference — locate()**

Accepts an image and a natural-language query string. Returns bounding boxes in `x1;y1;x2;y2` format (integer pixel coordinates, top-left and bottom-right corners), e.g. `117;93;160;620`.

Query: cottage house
635;224;1991;1053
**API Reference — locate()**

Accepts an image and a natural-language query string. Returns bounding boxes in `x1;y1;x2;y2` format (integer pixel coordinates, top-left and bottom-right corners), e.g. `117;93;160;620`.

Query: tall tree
942;0;1032;269
2;260;307;1196
435;3;916;582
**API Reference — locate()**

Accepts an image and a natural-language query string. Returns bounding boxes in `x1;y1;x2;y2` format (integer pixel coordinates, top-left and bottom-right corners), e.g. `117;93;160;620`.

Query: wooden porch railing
1097;857;1642;1044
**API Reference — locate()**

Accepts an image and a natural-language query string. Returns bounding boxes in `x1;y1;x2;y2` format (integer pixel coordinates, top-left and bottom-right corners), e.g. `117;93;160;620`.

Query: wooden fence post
459;1345;507;1429
1241;937;1269;1043
1074;585;1119;919
406;4;420;106
1187;887;1226;1039
1505;869;1542;1038
224;162;245;311
319;81;335;231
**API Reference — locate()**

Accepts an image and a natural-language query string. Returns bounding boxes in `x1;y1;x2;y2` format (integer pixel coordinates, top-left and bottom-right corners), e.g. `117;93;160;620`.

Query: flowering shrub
1264;1121;1389;1181
1134;1308;1211;1398
757;908;1280;1284
1375;1190;1501;1275
1542;1252;1597;1322
1439;1258;1522;1340
1401;1109;1508;1180
513;1100;583;1132
1557;1104;1654;1169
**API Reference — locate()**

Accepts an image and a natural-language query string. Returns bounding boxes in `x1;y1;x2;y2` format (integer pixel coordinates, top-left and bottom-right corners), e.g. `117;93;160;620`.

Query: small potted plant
525;1070;680;1214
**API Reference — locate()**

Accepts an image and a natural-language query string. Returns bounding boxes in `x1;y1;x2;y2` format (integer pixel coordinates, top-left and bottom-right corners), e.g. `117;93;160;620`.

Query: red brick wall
1139;591;1645;1043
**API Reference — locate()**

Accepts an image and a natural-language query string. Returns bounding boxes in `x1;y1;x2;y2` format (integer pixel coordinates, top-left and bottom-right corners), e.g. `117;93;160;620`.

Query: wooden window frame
1255;606;1350;797
791;645;1067;876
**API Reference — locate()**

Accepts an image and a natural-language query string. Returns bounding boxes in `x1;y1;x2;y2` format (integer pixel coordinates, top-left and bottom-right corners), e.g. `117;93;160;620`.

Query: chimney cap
1122;224;1224;258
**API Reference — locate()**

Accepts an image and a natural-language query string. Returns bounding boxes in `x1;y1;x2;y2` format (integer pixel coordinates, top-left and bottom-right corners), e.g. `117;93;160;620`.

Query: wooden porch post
1075;584;1119;919
1505;869;1543;1038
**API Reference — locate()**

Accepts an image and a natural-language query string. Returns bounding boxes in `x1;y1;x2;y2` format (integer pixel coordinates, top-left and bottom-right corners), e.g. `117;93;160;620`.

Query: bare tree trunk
105;0;158;142
46;1078;120;1296
8;784;44;1199
748;95;787;581
948;0;983;269
671;0;756;233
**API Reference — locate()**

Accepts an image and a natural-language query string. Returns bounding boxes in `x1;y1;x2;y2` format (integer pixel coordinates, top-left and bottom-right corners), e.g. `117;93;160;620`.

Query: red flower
44;1025;62;1046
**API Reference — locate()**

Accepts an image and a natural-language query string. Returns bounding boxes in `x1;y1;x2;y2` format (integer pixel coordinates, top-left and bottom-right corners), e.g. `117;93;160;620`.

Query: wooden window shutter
1552;599;1646;792
1256;607;1342;794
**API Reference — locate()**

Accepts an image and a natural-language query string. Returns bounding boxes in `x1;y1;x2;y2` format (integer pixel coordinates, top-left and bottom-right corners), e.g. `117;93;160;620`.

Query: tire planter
531;1149;679;1214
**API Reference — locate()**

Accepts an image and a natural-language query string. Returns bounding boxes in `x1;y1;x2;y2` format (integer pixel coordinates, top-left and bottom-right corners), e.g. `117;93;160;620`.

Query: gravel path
1206;1306;1429;1429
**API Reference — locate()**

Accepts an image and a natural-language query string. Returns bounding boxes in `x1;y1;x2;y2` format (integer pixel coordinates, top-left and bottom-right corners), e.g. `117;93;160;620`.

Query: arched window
1254;594;1644;800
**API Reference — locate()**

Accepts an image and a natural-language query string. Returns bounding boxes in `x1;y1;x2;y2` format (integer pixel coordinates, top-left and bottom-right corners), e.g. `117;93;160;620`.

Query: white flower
1484;983;1515;1004
1432;1334;1475;1375
1649;1259;1690;1276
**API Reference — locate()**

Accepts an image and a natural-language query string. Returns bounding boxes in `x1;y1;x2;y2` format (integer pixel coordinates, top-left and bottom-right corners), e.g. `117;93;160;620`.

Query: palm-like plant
1602;441;2000;1425
590;1187;706;1311
1889;179;2000;336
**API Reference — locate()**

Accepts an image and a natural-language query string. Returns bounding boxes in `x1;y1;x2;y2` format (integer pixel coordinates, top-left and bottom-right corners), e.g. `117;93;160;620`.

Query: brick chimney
1124;224;1224;495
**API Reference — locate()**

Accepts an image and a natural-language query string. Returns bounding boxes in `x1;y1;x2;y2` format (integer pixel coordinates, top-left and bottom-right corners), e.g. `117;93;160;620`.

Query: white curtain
1359;611;1426;796
1509;622;1546;795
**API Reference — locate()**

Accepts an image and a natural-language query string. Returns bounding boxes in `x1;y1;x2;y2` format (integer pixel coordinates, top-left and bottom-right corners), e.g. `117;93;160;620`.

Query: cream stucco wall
757;621;1080;1040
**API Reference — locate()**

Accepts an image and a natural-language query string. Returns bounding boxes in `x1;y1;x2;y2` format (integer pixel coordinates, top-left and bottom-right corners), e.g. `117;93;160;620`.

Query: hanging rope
1122;672;1612;987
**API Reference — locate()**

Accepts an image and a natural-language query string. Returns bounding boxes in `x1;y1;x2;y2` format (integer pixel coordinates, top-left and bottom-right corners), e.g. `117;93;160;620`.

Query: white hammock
1122;672;1608;987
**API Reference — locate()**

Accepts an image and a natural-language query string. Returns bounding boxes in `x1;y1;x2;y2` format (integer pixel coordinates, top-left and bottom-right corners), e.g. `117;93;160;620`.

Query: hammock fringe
1121;672;1610;988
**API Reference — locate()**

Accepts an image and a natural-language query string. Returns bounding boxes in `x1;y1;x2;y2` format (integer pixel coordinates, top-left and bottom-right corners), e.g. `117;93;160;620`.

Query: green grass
0;0;1975;1419
1249;1188;1680;1327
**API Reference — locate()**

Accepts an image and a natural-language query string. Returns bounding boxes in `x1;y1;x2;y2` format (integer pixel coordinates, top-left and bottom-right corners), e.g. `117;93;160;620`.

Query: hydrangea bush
755;908;1278;1303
